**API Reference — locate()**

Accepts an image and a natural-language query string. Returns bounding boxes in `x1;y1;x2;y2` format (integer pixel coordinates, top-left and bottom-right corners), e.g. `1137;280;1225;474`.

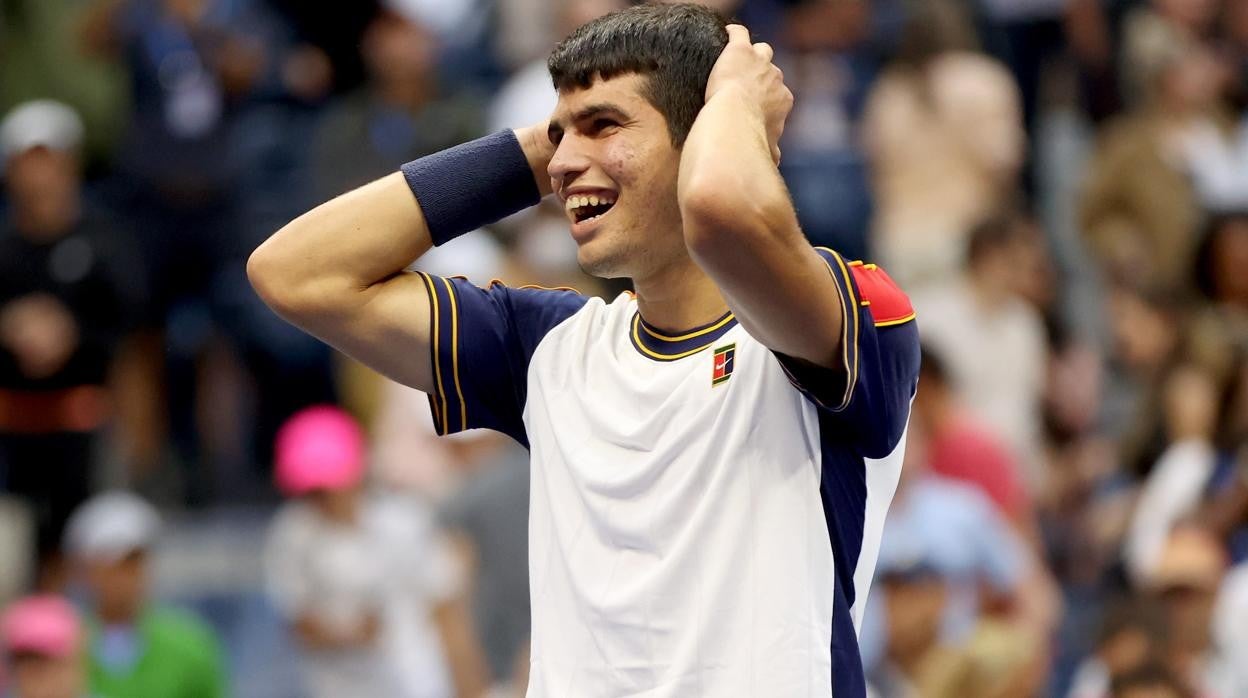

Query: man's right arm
246;126;554;394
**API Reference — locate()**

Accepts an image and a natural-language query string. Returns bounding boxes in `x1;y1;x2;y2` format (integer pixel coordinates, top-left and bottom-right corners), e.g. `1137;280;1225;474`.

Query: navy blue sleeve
417;274;588;447
774;248;921;459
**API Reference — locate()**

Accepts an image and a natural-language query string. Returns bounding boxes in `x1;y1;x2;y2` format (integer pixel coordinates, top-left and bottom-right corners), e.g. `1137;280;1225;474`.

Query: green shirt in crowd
88;607;226;698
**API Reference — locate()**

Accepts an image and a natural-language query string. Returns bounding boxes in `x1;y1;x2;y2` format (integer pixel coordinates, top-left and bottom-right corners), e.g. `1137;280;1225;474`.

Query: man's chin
576;243;628;280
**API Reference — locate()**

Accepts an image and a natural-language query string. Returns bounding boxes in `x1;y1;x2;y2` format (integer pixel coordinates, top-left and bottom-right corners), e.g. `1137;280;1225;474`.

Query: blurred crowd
0;0;1246;696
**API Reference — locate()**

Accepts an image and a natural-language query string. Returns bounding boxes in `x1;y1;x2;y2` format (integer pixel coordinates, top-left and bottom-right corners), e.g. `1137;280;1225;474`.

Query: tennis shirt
418;247;920;698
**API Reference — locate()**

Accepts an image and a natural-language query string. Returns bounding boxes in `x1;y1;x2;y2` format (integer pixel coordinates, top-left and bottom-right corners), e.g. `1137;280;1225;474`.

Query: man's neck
632;258;729;332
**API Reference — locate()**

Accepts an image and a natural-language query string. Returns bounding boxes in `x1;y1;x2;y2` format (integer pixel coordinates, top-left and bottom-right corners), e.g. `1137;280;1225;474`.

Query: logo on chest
711;343;736;387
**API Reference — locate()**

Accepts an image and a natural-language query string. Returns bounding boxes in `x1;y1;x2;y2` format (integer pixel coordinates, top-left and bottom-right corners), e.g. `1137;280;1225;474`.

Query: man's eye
593;118;619;132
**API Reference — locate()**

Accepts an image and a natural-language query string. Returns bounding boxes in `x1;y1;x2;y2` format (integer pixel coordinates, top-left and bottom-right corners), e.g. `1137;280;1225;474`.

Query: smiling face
547;74;687;281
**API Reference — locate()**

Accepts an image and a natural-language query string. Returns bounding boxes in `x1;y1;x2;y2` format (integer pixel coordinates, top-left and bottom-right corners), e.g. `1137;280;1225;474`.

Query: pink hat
274;405;366;496
1;596;80;658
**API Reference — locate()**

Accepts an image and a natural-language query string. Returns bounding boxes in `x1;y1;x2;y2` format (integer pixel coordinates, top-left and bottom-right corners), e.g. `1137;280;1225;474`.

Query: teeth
563;193;617;221
564;194;616;211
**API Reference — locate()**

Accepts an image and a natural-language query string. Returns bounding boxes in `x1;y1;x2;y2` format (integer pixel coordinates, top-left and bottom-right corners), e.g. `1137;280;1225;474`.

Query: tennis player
249;4;920;696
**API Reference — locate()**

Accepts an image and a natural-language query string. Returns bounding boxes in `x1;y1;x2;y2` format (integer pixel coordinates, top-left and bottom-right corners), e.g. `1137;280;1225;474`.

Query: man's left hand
705;24;793;164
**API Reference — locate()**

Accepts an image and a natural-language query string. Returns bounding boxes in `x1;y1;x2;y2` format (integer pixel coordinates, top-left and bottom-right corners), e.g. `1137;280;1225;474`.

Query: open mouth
565;193;617;224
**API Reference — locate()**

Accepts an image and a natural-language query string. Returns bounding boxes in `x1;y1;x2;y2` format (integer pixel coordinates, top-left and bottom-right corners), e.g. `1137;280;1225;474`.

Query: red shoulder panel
848;263;915;327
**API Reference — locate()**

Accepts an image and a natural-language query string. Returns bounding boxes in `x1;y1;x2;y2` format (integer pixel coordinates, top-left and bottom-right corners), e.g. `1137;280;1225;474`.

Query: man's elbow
247;234;321;321
679;178;774;257
246;241;290;313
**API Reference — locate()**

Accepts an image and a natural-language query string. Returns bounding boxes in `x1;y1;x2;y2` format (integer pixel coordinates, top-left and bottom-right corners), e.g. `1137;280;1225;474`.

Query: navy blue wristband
400;130;542;246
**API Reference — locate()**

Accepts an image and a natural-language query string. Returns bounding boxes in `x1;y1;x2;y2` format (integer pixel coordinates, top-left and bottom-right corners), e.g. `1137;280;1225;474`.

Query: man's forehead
550;73;649;120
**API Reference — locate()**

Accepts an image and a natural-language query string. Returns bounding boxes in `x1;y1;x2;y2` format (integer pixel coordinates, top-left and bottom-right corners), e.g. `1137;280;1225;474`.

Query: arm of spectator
248;124;554;394
1124;367;1219;582
432;594;489;698
1123;439;1217;583
292;612;380;651
420;523;488;698
975;493;1062;639
1198;448;1248;539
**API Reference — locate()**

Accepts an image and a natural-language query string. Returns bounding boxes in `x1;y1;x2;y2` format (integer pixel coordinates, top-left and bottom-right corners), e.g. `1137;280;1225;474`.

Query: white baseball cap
0;99;84;167
63;491;161;563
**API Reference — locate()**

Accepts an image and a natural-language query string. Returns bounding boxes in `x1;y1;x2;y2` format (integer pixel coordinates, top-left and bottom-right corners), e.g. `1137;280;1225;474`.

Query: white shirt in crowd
264;493;460;698
913;280;1047;492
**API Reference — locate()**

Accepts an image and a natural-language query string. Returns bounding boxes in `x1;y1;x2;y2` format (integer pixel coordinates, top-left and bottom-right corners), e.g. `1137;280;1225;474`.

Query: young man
63;493;226;698
249;4;920;696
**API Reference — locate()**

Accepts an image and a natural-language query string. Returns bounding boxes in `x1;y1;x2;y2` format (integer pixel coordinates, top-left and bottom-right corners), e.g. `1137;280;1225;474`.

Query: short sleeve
774;248;921;458
262;506;314;619
418;274;588;446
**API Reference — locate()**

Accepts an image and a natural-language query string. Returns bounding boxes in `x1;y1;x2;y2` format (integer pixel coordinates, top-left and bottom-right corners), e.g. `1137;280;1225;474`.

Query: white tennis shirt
419;247;920;698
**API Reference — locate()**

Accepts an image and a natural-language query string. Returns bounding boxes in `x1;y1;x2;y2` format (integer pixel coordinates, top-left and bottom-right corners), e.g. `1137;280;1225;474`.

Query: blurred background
0;0;1246;696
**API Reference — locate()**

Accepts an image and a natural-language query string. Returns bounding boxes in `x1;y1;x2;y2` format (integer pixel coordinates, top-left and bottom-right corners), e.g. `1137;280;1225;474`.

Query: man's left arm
679;25;919;456
678;25;841;368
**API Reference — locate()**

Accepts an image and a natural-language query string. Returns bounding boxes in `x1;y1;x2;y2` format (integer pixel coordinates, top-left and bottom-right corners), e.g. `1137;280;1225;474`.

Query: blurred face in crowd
1115;685;1186;698
1101;626;1155;677
1209;217;1248;308
883;573;947;663
308;486;361;525
1228;0;1248;45
4;146;81;242
970;221;1050;304
84;551;149;625
547;74;686;281
1005;221;1055;310
1158;582;1217;654
561;0;629;35
1157;47;1225;112
1109;289;1177;373
361;13;437;92
784;0;870;52
8;653;85;698
163;0;210;26
1154;0;1220;34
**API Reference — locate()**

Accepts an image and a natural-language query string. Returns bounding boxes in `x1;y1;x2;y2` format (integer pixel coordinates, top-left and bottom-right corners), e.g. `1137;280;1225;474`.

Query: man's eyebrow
572;103;628;122
548;103;630;143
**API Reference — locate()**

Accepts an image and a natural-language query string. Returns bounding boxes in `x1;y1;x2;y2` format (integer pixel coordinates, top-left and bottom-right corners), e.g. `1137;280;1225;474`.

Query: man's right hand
515;121;557;197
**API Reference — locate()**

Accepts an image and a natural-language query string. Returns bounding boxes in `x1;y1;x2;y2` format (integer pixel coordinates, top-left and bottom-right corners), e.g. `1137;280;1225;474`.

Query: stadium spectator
0;100;142;585
1187;213;1248;388
440;437;531;689
311;9;482;202
866;549;969;698
1143;526;1235;697
1;595;88;698
860;414;1059;693
1066;598;1167;698
1108;662;1193;698
1211;558;1248;697
263;406;487;698
863;0;1025;289
771;0;881;261
1123;365;1220;583
1079;37;1230;291
1120;0;1223;108
912;210;1050;492
63;491;226;698
912;346;1032;527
